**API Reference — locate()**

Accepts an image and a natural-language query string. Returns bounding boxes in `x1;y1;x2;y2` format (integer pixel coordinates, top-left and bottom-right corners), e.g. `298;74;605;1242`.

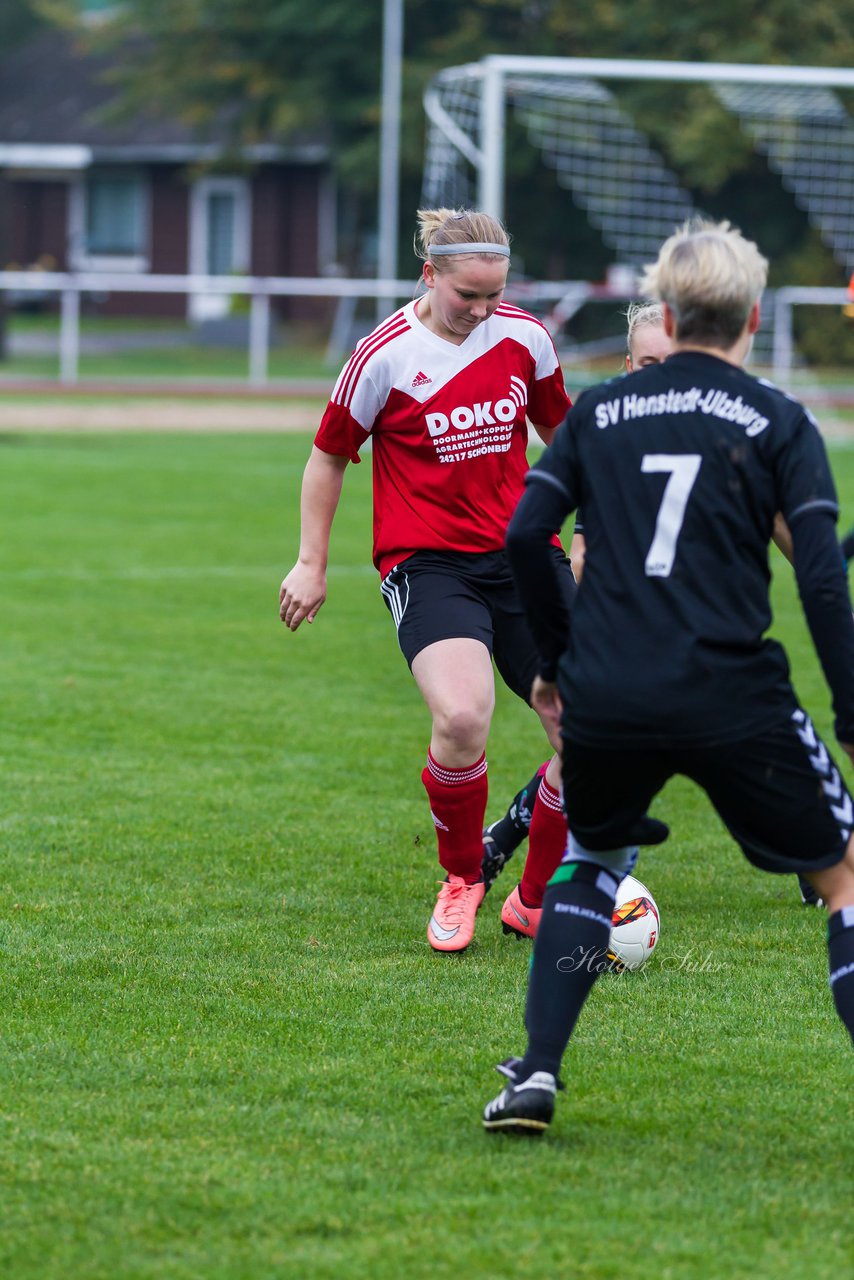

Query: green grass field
1;345;333;383
2;426;853;1280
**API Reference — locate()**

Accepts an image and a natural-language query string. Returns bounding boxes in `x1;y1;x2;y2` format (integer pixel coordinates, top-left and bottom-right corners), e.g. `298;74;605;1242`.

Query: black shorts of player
560;707;852;875
381;547;575;704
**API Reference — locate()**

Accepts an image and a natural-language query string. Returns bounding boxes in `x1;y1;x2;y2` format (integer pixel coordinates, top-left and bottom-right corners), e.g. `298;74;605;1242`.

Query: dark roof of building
0;28;327;162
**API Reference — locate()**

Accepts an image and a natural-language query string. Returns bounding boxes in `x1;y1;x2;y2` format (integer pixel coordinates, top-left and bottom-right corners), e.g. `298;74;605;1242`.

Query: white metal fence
0;270;418;387
0;270;849;388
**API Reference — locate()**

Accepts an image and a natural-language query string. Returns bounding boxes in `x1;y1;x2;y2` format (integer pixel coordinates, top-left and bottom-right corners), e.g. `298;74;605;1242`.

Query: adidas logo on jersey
411;370;432;388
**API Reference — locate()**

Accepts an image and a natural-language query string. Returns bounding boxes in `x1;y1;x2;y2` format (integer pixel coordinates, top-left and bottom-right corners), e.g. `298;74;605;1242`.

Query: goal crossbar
475;56;854;90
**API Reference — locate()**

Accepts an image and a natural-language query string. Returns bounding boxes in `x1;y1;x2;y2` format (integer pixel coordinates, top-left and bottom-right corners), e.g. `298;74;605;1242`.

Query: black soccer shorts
560;707;852;874
380;547;575;705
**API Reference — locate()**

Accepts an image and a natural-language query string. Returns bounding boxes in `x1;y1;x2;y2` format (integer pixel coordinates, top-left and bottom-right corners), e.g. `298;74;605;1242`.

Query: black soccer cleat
493;1056;565;1090
797;874;825;908
481;822;521;895
480;773;543;894
482;1060;564;1136
495;1056;525;1081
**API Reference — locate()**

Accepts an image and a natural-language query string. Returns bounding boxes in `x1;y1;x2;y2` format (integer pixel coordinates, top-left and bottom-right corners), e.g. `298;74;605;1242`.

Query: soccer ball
607;874;660;972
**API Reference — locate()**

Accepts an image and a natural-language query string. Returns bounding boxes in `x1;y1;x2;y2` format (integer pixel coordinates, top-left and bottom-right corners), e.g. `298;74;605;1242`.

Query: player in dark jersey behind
482;219;854;1136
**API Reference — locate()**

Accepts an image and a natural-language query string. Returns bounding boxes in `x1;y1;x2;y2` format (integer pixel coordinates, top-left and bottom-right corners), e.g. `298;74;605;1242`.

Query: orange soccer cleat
428;874;485;952
500;883;542;940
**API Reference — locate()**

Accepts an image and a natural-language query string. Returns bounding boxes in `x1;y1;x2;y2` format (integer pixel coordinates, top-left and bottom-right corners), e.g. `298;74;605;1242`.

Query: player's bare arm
530;420;558;447
771;511;794;563
279;446;349;631
569;531;586;582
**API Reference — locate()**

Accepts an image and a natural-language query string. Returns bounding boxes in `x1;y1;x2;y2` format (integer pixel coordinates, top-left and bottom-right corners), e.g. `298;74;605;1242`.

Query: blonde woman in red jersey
279;208;574;952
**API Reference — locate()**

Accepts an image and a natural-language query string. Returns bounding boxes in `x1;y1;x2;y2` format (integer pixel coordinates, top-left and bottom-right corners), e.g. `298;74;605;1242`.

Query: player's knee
432;702;491;755
845;831;854;867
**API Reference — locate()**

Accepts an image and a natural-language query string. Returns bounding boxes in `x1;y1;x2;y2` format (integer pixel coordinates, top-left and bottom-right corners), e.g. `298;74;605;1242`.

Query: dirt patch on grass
0;397;325;432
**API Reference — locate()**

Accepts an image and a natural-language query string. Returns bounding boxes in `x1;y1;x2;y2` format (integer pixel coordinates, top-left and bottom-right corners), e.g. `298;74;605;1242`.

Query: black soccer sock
828;907;854;1047
487;764;546;854
516;861;619;1080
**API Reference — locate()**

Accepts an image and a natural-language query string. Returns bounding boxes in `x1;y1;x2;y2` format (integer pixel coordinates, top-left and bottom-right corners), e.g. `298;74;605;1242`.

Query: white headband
428;242;510;258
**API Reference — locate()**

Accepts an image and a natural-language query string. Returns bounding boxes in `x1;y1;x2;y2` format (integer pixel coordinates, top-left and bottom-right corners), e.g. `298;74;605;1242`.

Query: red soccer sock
519;775;568;907
421;750;488;882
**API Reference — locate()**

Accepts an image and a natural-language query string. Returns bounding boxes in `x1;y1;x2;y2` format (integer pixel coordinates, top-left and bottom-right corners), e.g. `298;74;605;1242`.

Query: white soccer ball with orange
607;874;661;971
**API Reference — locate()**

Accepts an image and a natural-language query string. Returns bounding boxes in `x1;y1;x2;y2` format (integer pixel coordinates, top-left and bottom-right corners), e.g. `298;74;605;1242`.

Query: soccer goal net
423;57;854;370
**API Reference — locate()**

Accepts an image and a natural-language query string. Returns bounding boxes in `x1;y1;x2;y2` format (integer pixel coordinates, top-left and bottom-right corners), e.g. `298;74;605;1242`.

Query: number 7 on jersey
641;454;703;578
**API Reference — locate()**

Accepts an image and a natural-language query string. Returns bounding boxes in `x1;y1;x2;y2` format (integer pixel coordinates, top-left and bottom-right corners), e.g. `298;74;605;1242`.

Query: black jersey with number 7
507;350;854;749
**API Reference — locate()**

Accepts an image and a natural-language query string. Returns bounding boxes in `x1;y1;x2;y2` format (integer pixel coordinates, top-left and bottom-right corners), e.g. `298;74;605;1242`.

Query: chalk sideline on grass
0;398;327;432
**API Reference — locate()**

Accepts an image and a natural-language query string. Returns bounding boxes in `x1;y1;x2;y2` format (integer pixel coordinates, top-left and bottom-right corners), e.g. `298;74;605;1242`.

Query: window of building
69;168;149;270
86;172;146;255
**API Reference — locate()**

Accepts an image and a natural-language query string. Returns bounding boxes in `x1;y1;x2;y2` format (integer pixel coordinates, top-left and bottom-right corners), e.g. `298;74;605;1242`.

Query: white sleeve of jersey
344;369;383;433
329;356;385;434
533;325;562;381
329;315;412;433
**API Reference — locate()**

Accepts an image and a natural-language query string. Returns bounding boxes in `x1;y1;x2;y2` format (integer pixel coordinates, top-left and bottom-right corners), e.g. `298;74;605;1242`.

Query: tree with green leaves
30;0;854;329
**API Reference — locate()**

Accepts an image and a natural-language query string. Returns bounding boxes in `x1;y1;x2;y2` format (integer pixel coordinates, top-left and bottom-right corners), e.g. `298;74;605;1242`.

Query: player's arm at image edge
790;506;854;749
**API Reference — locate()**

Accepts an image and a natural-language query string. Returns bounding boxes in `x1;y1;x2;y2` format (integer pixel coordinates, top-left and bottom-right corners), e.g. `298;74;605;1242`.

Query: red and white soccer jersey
314;298;571;577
